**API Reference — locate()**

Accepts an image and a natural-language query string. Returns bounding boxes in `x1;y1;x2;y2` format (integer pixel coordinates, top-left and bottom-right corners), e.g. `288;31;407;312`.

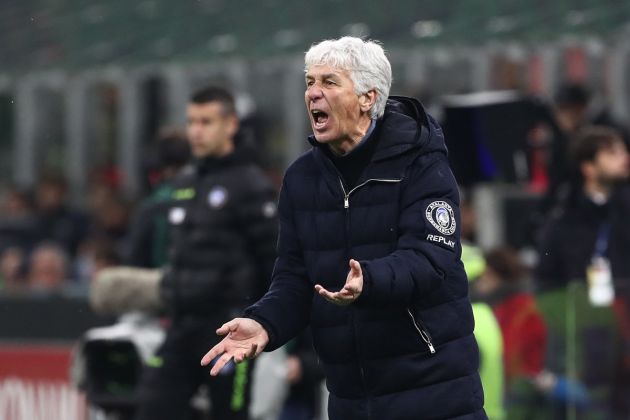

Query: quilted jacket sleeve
244;176;313;351
359;153;465;305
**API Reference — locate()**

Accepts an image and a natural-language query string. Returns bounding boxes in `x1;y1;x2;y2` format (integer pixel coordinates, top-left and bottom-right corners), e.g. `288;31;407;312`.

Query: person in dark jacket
535;126;630;418
133;86;279;420
536;126;630;293
202;37;486;420
33;173;91;257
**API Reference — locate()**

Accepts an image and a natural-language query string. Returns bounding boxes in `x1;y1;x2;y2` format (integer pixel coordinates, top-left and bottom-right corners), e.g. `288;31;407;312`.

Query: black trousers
134;316;254;420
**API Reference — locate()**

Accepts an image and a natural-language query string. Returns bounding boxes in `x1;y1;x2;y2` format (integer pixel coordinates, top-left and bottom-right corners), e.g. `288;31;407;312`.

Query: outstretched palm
201;318;269;376
315;259;363;306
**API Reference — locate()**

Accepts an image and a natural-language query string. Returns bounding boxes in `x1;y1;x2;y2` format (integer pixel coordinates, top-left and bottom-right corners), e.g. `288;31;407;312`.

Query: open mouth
311;110;329;129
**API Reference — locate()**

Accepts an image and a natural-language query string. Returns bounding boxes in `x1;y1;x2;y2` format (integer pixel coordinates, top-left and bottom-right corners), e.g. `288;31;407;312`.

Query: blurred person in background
134;86;278;420
473;247;548;419
545;83;630;207
202;37;485;419
461;244;505;420
93;86;279;420
0;185;39;254
125;128;191;268
0;247;27;294
546;83;597;197
476;247;546;386
1;184;34;216
27;242;70;294
279;329;325;420
89;190;131;252
33;173;91;257
554;83;629;146
459;188;505;419
75;236;121;286
535;126;630;418
536;126;630;293
530;83;630;242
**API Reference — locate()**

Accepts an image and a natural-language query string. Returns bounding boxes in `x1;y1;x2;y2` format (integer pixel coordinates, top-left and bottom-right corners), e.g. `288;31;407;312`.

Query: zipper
339;177;403;418
407;309;436;354
339;178;402;209
340;178;368;405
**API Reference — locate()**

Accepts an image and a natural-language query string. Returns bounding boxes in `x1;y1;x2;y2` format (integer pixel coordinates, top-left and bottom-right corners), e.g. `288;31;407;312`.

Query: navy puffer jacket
246;97;486;420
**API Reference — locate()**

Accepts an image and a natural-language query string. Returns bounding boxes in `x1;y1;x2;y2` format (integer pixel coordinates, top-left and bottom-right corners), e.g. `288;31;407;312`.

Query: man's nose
306;84;323;100
188;124;201;137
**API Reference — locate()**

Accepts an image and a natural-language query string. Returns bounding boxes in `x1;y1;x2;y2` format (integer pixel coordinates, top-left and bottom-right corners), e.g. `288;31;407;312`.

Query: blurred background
2;1;630;419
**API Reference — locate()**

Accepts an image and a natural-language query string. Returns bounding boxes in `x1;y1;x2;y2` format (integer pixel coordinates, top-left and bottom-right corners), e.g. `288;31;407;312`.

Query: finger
326;291;354;305
315;285;337;301
236;344;257;363
349;259;362;275
245;343;258;359
234;351;247;363
210;352;233;376
314;284;333;297
338;290;358;303
343;283;360;294
315;284;357;306
216;319;238;336
201;343;224;366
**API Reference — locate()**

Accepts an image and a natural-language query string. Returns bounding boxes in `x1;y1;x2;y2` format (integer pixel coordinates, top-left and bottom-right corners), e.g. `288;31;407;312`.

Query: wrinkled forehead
305;64;351;78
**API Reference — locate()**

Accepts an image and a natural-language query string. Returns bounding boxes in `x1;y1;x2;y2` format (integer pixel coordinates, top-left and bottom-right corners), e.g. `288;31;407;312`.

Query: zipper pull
427;341;436;354
344;195;349;208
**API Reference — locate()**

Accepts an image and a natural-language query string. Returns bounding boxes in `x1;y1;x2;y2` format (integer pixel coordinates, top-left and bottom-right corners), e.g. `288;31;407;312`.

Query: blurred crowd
458;82;630;418
0;172;128;296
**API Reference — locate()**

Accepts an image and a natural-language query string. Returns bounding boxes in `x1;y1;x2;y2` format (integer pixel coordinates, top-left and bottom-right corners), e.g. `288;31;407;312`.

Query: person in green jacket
462;242;506;420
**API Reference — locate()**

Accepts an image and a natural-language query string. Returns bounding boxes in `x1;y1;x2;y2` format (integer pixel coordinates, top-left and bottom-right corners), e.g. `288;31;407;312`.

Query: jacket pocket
406;308;436;354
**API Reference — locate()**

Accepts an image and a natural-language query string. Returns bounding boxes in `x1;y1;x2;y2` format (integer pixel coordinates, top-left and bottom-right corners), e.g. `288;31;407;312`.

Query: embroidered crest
208;186;228;209
425;201;456;235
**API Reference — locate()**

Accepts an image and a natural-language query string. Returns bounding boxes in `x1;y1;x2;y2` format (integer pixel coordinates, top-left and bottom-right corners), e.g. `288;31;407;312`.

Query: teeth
311;110;327;126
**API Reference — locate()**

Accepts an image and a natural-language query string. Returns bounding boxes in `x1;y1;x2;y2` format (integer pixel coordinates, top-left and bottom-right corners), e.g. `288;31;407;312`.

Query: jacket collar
194;150;248;175
308;96;437;184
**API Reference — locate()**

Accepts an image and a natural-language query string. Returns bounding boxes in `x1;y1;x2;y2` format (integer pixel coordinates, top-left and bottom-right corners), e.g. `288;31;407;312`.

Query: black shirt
325;120;380;190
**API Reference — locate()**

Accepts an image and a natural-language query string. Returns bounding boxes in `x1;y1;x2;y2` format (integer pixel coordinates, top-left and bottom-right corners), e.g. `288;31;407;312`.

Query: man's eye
325;79;336;86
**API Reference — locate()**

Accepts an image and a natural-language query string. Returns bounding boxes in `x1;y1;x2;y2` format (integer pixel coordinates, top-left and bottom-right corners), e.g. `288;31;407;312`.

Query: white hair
305;36;392;119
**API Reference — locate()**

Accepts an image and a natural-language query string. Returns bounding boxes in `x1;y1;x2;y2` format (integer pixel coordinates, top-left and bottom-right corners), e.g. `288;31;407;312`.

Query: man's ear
581;161;595;180
227;114;239;138
359;90;377;113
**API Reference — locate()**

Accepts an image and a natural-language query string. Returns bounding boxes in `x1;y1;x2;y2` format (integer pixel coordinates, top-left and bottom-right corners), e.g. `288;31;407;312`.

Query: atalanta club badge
425;201;456;235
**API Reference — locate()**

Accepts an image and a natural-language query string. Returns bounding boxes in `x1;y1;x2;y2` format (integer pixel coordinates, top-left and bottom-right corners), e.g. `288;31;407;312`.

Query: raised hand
200;317;269;376
314;259;363;306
